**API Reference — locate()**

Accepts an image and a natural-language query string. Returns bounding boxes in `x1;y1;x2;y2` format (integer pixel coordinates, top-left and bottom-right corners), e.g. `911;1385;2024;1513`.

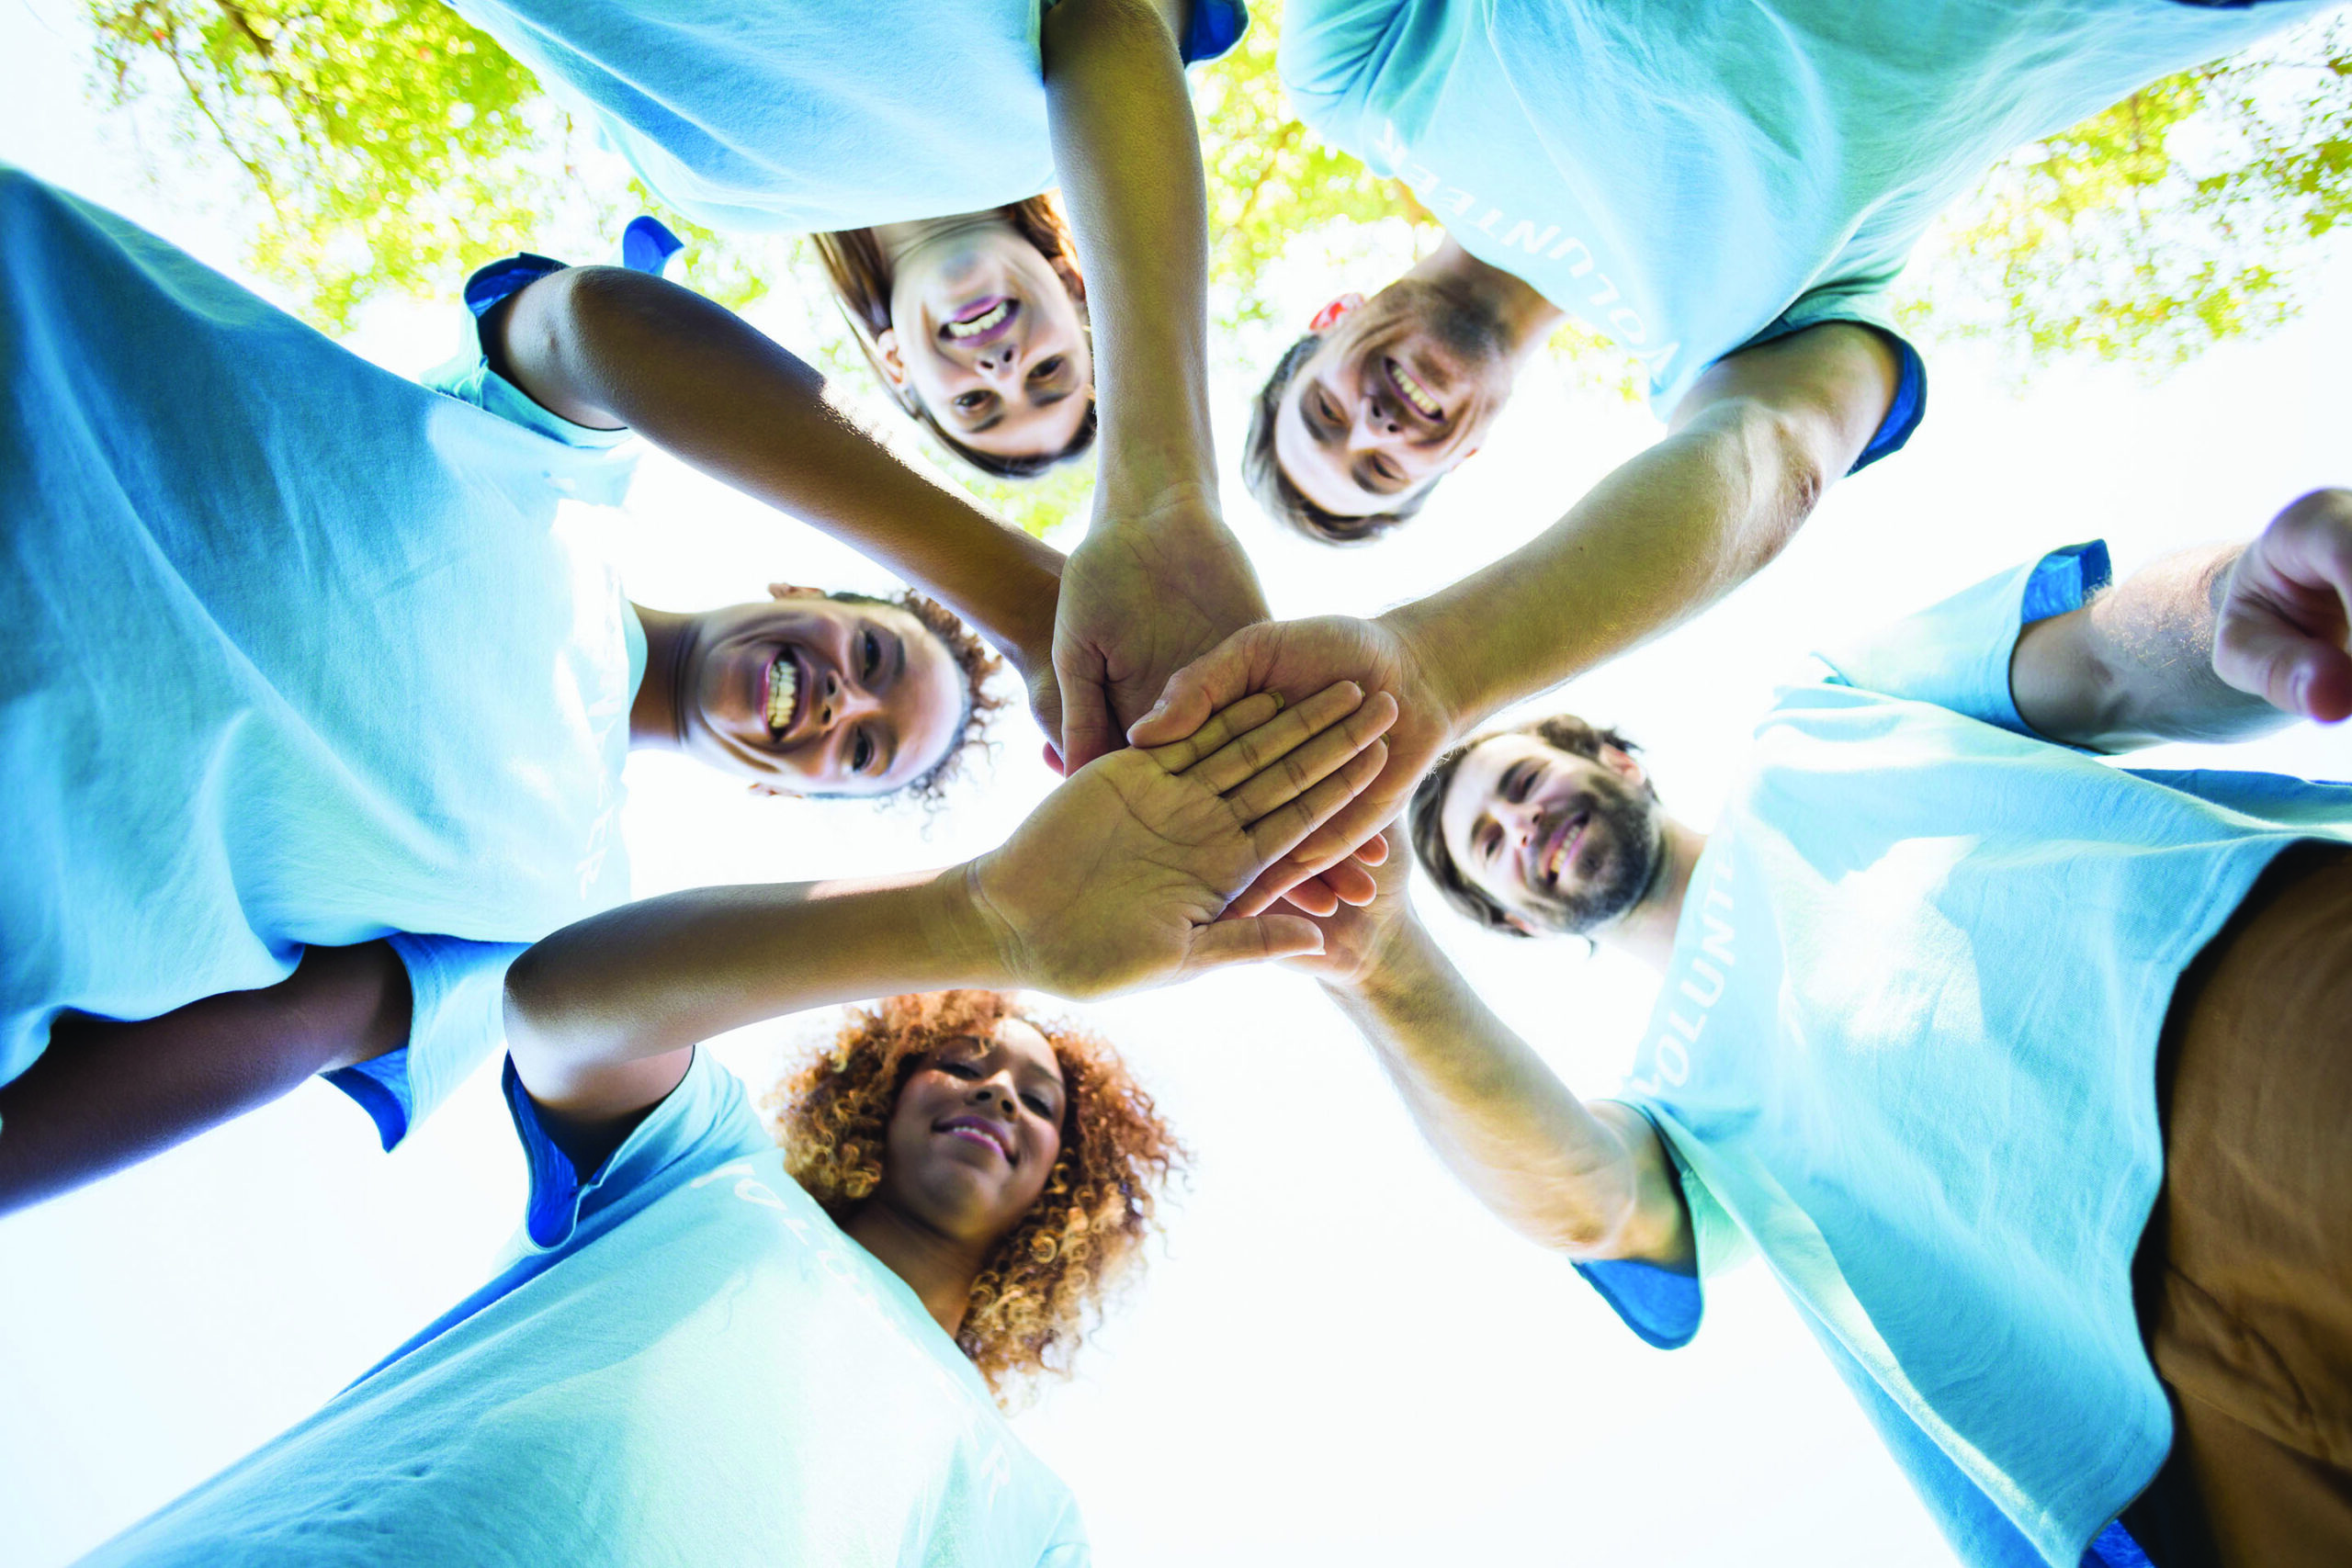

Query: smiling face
874;222;1092;464
1272;278;1518;519
674;592;965;797
875;1019;1069;1248
1438;732;1665;936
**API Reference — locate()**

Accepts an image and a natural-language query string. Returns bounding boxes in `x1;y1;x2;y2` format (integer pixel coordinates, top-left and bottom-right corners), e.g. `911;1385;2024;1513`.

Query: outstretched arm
506;683;1395;1167
0;942;410;1217
1134;322;1899;910
2012;488;2352;749
1042;0;1270;771
486;265;1069;731
1284;849;1690;1266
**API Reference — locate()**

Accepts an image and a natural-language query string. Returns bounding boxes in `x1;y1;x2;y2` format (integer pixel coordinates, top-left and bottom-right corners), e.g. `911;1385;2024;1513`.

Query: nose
971;337;1021;380
813;671;882;733
968;1080;1014;1115
1494;795;1544;844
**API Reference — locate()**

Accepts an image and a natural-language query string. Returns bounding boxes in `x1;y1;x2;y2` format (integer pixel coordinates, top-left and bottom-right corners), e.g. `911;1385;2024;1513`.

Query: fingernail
1269;692;1284;711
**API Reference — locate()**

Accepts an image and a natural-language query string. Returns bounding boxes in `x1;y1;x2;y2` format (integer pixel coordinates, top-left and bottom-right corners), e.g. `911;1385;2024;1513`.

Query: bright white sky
3;3;2348;1562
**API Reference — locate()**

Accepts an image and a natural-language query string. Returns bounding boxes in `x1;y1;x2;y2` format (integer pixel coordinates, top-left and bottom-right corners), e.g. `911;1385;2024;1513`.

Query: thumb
1126;641;1248;748
1057;670;1122;773
1186;914;1326;972
2220;613;2352;723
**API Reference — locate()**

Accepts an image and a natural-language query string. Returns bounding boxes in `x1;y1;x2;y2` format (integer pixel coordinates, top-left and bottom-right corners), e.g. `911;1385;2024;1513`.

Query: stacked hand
1274;818;1420;992
968;682;1397;999
2214;488;2352;724
1128;614;1460;915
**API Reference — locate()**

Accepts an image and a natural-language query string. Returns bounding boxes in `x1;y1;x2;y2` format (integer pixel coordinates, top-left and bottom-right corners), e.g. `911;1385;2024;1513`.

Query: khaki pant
2123;843;2352;1567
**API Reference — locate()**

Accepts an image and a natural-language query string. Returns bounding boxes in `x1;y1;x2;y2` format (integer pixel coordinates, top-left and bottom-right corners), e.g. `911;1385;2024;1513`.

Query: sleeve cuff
1182;0;1250;63
1813;541;2112;732
1575;1258;1704;1349
323;934;526;1151
1729;288;1928;472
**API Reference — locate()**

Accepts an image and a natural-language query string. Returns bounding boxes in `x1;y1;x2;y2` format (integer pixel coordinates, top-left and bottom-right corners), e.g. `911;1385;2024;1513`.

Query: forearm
0;942;409;1216
1385;403;1822;728
503;869;1004;1096
1042;0;1217;510
1324;925;1683;1261
2013;543;2288;750
499;267;1063;671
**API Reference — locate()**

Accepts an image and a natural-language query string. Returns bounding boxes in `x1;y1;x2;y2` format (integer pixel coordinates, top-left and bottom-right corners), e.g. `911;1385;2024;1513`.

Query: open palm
970;684;1396;999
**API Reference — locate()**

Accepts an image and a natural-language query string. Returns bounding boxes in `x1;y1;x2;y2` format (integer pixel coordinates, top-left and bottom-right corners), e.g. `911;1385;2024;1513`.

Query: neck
843;1199;992;1340
1596;817;1707;973
1409;235;1565;357
628;603;692;752
870;210;1008;271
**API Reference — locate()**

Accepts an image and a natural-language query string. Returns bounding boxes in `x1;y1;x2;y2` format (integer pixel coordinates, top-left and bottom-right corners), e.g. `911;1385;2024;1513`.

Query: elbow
1705;399;1832;570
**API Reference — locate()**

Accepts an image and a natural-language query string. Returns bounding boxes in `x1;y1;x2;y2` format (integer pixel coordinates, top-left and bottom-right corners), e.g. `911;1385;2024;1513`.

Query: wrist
1324;914;1441;1008
1374;601;1479;739
918;864;1020;989
1091;468;1223;533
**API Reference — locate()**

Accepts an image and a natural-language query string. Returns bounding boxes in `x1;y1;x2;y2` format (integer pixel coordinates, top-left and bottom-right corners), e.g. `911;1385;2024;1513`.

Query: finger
1125;636;1259;748
1276;878;1340;918
1182;682;1366;795
1229;756;1415;917
1057;668;1122;774
1317;856;1378;907
1040;740;1067;777
1186;914;1325;972
1220;691;1398;821
1356;830;1390;868
1136;692;1283;775
1245;739;1389;864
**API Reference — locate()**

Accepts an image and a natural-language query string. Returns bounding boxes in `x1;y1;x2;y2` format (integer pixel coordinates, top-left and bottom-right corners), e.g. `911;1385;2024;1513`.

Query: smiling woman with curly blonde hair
767;989;1186;1403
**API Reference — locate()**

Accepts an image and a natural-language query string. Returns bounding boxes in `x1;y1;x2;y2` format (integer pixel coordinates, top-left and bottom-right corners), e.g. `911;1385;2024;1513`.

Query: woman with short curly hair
79;677;1398;1567
772;989;1185;1401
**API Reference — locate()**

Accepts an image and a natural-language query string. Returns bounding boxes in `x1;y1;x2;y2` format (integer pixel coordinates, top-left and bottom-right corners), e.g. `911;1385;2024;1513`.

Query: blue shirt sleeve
1735;283;1928;473
323;934;530;1152
1813;542;2114;735
1570;1106;1749;1350
417;218;687;477
1180;0;1250;63
503;1045;775;1249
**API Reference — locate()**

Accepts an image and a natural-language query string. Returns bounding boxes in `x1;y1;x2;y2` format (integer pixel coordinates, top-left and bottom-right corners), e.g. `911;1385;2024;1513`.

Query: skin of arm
1133;321;1901;912
504;682;1398;1168
0;942;411;1217
485;265;1070;734
2012;487;2352;748
1040;0;1272;772
1287;844;1692;1268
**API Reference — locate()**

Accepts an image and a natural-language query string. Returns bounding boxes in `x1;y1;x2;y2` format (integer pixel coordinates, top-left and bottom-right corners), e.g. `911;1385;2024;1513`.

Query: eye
1028;355;1064;383
954;390;989;413
1482;826;1501;861
938;1060;980;1080
1509;764;1536;804
1315;389;1343;428
852;729;876;773
1021;1092;1055;1118
861;630;881;681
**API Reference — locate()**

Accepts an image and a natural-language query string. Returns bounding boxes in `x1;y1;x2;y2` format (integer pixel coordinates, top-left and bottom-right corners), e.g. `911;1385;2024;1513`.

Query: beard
1364;277;1510;370
1521;774;1665;937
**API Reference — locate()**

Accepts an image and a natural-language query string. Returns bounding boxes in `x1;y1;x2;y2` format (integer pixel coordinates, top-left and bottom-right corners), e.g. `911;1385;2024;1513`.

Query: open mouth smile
1539;812;1590;890
1385;356;1445;422
763;649;805;739
942;297;1017;345
935;1114;1013;1163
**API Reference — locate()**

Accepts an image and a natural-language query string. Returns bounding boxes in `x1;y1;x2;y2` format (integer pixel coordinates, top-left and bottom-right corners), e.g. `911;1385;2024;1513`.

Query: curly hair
824;590;1007;808
1408;712;1654;937
763;991;1188;1406
1241;333;1430;546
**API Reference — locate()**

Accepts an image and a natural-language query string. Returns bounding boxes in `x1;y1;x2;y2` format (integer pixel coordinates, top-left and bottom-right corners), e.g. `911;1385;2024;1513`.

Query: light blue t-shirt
1283;0;2327;430
0;171;643;1141
1577;545;2352;1567
447;0;1249;232
80;1049;1091;1567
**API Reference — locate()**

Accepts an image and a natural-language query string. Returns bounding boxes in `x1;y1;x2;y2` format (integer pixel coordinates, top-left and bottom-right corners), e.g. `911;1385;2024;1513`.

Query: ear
1596;742;1647;789
1308;292;1366;334
747;781;799;799
1504;912;1543;937
767;582;823;602
870;325;910;389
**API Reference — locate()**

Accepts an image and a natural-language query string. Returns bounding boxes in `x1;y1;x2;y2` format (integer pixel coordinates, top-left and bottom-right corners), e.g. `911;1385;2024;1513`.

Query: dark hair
825;590;1007;807
1407;713;1652;936
812;198;1099;479
1241;333;1431;546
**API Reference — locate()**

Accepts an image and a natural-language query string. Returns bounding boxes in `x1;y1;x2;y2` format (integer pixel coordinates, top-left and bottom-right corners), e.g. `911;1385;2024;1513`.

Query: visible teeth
1392;361;1442;418
943;301;1011;339
766;655;798;731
